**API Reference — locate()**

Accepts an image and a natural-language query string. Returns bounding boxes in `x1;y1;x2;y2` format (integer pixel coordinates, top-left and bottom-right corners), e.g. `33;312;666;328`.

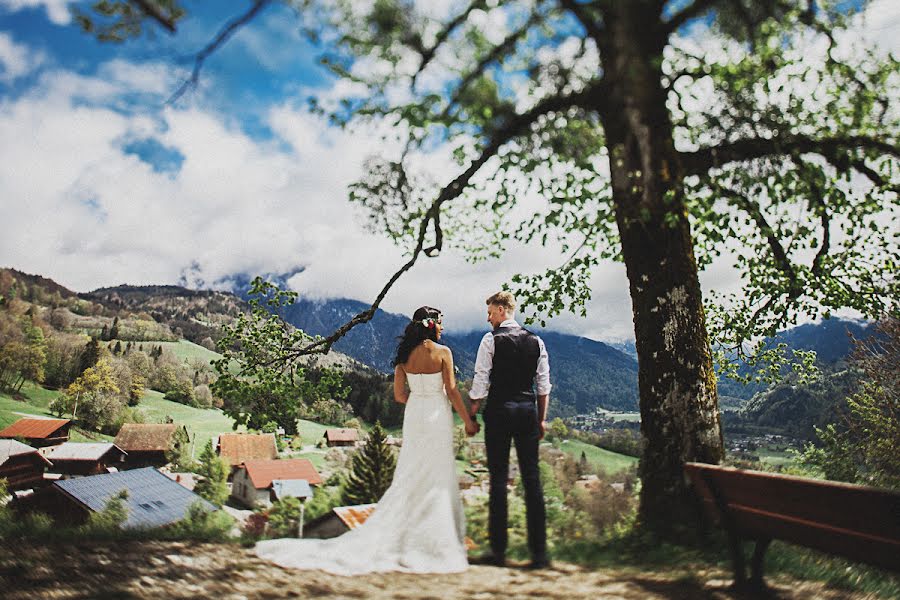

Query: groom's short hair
486;291;516;312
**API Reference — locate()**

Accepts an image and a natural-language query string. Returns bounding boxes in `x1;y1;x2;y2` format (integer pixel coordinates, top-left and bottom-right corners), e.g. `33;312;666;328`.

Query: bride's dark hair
393;306;442;366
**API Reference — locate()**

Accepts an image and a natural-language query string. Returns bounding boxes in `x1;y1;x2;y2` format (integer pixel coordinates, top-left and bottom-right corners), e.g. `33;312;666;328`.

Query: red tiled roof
333;504;376;529
114;424;179;451
324;428;358;442
216;433;277;466
241;459;323;489
0;418;69;440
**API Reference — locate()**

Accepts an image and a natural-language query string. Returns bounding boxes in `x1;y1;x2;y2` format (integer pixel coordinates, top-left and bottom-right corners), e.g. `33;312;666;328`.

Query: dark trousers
484;404;547;560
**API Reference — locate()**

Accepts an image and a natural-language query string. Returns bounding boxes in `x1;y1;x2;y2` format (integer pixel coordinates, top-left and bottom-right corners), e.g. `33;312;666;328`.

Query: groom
469;291;550;569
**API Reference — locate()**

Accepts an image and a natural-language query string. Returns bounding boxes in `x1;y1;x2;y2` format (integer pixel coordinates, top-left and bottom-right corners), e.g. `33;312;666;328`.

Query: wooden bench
684;462;900;589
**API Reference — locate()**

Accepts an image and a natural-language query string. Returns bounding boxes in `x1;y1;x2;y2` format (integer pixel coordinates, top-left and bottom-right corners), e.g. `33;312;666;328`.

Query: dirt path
0;541;872;599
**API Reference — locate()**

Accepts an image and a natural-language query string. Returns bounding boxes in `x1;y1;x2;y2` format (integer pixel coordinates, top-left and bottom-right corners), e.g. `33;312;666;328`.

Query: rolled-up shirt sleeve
469;332;494;400
535;337;552;396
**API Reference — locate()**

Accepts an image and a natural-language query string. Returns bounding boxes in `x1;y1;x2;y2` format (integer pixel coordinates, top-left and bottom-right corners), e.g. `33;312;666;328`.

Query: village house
0;439;52;491
19;467;217;529
304;503;376;539
231;459;322;508
216;433;278;476
114;423;189;468
323;428;359;447
0;418;70;447
40;442;126;477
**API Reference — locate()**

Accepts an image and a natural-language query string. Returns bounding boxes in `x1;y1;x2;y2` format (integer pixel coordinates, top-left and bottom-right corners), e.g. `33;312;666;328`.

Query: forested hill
273;297;640;415
717;317;874;401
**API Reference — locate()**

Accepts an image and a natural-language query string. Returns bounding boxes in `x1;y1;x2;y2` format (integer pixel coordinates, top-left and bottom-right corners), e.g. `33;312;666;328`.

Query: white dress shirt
469;319;551;400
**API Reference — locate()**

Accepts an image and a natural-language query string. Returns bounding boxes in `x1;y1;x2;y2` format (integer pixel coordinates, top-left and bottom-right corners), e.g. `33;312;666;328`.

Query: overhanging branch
168;0;272;104
411;0;488;89
681;134;900;176
283;83;608;358
131;0;177;32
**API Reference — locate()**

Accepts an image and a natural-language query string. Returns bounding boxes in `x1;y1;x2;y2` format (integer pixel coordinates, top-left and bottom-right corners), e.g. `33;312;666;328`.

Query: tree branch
168;0;272;104
681;134;900;176
130;0;177;32
283;83;607;358
411;0;489;89
436;10;543;124
716;184;799;289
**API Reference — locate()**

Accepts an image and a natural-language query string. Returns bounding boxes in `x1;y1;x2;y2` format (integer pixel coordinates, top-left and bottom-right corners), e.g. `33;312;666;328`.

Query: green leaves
211;277;348;434
75;0;185;42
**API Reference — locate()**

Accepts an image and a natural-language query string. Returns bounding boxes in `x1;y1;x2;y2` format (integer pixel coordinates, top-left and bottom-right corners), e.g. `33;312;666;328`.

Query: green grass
557;438;639;475
757;447;796;467
296;419;330;445
0;381;58;428
154;340;223;366
138;389;243;459
0;383;113;442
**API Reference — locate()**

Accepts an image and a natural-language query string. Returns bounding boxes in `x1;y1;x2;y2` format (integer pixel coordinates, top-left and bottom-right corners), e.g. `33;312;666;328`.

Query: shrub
164;502;234;542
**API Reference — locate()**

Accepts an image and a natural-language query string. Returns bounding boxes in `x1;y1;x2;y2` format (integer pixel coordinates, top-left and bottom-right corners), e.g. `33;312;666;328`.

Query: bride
255;306;480;575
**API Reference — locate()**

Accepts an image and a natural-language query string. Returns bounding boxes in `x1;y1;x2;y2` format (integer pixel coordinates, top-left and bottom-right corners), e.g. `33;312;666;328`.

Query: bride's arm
441;348;478;435
393;365;409;404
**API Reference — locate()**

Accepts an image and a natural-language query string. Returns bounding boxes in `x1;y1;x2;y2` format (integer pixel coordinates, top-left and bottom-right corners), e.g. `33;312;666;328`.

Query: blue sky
0;0;897;339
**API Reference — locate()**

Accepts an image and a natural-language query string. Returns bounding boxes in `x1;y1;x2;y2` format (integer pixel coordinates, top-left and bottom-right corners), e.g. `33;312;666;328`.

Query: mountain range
273;297;641;417
3;267;876;424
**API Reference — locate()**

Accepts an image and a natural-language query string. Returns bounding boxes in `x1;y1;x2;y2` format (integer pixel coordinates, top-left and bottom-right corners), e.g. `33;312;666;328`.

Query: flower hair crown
420;317;439;329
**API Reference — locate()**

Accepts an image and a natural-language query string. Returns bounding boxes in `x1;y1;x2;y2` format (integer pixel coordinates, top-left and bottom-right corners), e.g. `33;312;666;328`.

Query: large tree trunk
597;4;724;533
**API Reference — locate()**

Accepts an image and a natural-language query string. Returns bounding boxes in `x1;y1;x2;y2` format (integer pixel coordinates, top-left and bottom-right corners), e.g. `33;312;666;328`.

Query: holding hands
465;399;482;437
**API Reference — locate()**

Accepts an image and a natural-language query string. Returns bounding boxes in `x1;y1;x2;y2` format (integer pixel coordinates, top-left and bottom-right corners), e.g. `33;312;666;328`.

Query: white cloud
2;1;897;342
0;0;71;25
0;31;44;82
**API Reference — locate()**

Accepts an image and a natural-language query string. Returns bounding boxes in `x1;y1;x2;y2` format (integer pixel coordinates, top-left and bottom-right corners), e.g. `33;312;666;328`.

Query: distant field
607;412;641;422
557;438;639;475
757;447;797;467
154;340;223;365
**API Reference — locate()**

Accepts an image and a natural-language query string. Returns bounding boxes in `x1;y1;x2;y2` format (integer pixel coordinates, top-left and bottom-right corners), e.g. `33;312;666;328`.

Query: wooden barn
303;504;376;539
323;428;359;447
0;418;70;447
41;442;126;477
0;439;52;491
114;423;189;468
216;433;278;475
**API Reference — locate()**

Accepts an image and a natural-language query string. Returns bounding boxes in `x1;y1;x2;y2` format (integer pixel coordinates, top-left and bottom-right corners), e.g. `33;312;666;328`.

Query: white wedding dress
255;371;468;575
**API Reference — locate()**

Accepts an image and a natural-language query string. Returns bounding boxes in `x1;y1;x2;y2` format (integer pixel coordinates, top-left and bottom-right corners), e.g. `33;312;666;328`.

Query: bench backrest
685;462;900;573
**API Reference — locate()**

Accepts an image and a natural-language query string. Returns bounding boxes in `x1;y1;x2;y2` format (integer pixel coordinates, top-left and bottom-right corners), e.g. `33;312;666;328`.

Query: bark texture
597;2;724;532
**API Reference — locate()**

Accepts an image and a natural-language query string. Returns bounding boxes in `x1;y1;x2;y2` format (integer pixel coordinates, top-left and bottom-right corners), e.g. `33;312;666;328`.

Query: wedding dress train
254;371;468;575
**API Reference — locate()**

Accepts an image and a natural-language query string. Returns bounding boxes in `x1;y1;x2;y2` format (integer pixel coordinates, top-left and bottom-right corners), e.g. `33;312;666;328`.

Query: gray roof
0;439;45;466
54;467;216;529
271;479;312;500
42;442;125;462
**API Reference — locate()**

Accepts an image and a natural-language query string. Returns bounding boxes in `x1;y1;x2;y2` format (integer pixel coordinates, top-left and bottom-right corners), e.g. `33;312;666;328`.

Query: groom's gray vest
486;326;541;413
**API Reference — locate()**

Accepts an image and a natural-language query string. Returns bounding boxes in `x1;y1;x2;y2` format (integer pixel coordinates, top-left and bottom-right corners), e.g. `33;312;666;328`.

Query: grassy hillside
137;389;243;459
154;340;223;365
557;438;639;475
0;382;113;442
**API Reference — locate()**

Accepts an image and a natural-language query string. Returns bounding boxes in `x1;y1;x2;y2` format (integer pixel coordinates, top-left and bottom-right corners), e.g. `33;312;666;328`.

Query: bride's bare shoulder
422;339;450;353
